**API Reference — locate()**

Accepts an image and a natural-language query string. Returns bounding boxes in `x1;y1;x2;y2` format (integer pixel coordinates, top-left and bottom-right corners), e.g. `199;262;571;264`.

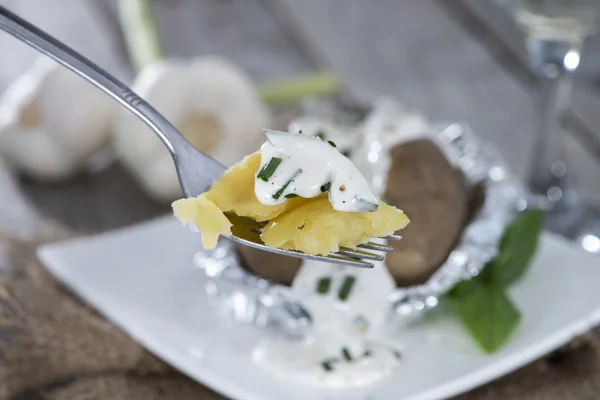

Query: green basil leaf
448;279;520;354
492;209;543;286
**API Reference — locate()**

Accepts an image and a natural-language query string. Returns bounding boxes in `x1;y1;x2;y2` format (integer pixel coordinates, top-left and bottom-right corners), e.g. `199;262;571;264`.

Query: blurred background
1;0;600;244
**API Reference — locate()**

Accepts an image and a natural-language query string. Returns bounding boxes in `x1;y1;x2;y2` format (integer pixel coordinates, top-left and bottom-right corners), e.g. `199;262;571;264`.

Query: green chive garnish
392;349;402;360
342;347;352;361
316;277;331;294
315;131;326;140
338;275;356;301
328;140;337;148
257;157;282;182
362;350;372;358
273;181;292;200
272;170;301;200
285;193;299;199
298;130;303;134
320;182;331;192
321;360;334;372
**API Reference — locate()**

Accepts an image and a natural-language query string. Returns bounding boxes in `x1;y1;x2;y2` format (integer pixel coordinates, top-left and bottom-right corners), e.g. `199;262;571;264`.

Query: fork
0;6;401;268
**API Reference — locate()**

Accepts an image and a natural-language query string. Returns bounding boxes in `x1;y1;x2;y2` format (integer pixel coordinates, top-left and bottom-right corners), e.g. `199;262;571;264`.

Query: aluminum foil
193;99;533;336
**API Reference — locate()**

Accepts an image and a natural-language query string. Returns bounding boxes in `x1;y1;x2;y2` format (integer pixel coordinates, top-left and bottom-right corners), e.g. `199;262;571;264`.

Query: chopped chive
338;275;356;301
321;360;335;372
315;130;326;140
392;349;402;360
320;182;331;192
272;169;301;200
316;277;331;294
298;130;303;134
341;150;352;158
362;350;372;358
273;181;292;200
285;193;299;199
257;157;282;181
342;347;352;361
328;140;337;148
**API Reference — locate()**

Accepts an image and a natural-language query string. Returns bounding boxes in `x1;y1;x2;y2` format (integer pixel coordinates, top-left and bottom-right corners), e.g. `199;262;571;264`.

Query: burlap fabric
1;227;599;400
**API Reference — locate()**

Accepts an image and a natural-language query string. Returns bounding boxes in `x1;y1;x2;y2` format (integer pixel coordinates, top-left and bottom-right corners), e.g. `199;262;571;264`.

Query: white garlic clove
139;152;183;202
0;56;119;181
113;56;271;202
0;125;80;180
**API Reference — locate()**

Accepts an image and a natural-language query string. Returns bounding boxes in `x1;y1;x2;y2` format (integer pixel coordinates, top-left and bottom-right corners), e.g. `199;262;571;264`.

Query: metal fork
0;6;401;268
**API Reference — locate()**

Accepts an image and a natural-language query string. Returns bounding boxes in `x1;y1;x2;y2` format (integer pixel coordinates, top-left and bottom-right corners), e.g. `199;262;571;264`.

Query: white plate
37;216;600;400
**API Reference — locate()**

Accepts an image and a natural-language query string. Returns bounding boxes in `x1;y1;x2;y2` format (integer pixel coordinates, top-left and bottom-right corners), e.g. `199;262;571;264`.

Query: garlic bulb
0;56;119;181
113;56;270;202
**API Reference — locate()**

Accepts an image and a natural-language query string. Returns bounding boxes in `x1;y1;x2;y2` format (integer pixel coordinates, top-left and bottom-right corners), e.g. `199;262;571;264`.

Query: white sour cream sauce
288;116;359;151
251;258;402;389
254;130;378;212
251;108;429;389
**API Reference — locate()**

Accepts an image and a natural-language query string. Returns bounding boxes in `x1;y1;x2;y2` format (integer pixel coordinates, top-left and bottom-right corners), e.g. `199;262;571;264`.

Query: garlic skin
114;56;270;203
0;56;119;181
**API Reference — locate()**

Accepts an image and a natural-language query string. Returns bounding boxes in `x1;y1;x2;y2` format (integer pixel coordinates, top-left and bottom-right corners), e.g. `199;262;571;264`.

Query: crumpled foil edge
387;122;531;320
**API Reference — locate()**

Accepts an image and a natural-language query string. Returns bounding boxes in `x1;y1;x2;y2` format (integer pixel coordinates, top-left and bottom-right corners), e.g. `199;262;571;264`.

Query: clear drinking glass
499;0;600;253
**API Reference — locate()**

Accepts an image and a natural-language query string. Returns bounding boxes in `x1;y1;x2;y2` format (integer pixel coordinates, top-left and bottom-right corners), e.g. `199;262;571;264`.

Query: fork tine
227;233;375;268
336;247;384;261
358;242;394;252
385;234;403;241
324;254;374;268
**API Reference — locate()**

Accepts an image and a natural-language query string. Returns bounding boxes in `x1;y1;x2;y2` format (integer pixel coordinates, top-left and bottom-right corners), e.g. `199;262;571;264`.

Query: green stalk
117;0;340;105
257;71;341;108
118;0;163;73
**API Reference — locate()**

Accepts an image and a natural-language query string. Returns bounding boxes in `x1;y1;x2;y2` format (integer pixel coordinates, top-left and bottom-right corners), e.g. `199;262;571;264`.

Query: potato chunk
203;152;304;222
173;150;409;255
261;197;409;255
172;195;232;249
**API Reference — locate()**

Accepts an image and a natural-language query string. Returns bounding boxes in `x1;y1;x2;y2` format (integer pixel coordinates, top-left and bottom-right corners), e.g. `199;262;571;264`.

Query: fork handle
0;5;188;157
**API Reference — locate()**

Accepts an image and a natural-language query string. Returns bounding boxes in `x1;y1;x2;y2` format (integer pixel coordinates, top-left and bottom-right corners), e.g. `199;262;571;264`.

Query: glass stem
526;38;579;209
529;68;572;202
